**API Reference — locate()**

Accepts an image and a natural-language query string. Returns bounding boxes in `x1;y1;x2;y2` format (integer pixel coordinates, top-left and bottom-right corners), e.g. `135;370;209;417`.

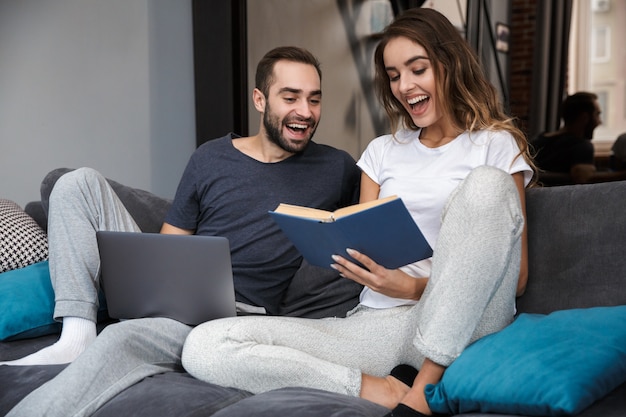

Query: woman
182;8;534;416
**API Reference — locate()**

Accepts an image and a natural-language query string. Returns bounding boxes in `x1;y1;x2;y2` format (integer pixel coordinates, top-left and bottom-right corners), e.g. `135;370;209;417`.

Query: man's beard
263;104;317;153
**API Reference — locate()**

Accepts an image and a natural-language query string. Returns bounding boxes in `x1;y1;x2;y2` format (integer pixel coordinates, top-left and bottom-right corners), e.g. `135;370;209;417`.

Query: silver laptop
96;231;236;325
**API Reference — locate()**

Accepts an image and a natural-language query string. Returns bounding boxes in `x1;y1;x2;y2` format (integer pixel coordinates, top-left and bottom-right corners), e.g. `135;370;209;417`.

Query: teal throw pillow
0;261;60;341
425;306;626;416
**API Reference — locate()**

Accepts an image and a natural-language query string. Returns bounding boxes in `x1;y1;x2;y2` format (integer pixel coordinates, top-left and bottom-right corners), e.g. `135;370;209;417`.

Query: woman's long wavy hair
373;7;535;175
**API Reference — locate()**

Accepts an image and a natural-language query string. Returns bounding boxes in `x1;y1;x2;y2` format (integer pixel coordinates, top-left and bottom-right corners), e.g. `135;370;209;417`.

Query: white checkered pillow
0;199;48;273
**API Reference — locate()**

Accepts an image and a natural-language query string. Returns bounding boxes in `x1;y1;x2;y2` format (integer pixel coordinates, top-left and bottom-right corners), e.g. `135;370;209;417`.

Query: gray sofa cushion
90;372;251;417
210;387;388;417
519;181;626;314
0;364;65;415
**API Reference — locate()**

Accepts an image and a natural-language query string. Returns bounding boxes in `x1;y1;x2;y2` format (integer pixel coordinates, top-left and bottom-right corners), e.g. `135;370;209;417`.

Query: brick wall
509;0;538;137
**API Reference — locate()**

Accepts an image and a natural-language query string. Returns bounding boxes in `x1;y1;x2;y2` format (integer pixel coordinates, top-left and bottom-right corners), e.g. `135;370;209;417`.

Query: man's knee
54;167;103;191
49;167;106;204
50;167;97;192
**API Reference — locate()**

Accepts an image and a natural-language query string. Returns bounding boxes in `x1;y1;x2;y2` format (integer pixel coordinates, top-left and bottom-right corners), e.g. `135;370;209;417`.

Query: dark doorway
192;0;248;147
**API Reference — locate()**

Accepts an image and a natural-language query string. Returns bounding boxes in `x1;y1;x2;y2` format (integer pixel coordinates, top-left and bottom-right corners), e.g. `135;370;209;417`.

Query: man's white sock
0;317;96;366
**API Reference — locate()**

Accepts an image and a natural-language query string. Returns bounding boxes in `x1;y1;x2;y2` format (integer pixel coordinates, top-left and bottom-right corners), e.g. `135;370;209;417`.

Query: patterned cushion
0;199;48;273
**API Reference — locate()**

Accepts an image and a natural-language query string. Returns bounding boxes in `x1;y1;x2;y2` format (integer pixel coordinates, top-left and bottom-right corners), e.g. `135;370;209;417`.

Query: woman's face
383;36;441;129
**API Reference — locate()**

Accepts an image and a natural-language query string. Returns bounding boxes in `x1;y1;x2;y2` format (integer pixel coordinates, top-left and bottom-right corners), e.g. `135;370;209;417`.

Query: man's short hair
255;46;322;97
561;92;598;125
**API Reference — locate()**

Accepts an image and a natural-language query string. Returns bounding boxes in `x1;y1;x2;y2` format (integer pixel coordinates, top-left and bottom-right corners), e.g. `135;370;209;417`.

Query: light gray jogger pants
182;166;524;397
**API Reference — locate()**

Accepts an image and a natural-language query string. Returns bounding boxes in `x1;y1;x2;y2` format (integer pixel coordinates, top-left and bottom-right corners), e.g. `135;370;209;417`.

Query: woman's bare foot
396;359;445;415
396;384;433;415
360;373;412;409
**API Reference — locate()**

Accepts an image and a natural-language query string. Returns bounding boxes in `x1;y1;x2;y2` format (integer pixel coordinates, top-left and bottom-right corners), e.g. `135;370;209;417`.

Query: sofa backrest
36;169;626;316
518;181;626;314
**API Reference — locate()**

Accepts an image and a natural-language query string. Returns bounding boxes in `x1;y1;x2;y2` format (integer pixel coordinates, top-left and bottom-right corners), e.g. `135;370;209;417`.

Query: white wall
0;0;195;208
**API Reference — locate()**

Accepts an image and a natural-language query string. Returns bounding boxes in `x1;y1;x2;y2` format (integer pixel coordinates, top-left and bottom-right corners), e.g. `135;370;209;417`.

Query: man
3;46;361;416
532;92;601;182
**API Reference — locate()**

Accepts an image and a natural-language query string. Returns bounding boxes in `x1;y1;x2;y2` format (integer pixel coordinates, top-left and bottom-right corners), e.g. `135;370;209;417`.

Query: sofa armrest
24;201;48;232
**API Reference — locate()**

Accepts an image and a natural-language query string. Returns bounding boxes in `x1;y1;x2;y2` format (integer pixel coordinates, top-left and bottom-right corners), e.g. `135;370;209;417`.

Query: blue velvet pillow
0;261;60;341
425;306;626;416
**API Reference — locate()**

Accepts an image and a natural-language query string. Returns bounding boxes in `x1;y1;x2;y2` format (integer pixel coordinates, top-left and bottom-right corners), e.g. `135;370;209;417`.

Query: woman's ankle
360;373;411;409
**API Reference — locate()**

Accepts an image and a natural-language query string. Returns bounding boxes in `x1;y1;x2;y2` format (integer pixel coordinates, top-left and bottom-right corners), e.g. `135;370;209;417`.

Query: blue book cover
269;196;432;269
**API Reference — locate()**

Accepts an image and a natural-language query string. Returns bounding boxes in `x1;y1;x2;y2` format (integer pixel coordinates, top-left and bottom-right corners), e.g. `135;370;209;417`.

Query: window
591;26;610;62
569;0;626;154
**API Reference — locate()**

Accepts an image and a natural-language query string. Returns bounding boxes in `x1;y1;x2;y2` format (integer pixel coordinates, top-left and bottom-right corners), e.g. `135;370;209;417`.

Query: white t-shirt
356;128;533;309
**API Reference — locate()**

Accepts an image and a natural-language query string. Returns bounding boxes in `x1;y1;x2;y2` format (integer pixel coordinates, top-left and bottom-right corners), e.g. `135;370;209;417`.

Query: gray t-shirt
164;133;360;314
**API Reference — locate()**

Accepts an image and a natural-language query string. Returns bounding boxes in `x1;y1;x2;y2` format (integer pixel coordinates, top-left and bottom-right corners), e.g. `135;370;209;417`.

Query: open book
269;196;432;269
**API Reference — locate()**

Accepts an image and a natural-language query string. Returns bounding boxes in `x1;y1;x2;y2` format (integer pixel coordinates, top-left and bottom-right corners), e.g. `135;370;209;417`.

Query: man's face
261;61;321;153
584;99;602;139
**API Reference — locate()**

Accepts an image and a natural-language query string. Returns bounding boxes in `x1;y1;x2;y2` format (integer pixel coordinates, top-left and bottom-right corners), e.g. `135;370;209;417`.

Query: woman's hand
331;248;427;300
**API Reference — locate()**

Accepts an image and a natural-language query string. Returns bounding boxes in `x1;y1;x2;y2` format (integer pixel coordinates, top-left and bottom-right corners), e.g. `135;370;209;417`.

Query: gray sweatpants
47;167;141;321
7;168;192;417
7;317;192;417
181;166;524;396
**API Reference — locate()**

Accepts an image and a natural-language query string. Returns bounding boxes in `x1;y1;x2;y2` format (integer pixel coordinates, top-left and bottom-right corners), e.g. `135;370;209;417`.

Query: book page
332;195;398;219
272;204;333;221
272;195;398;221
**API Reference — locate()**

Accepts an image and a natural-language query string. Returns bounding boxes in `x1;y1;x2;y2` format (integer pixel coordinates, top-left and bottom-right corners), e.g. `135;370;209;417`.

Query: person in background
532;92;600;183
3;46;361;417
610;132;626;170
181;8;534;417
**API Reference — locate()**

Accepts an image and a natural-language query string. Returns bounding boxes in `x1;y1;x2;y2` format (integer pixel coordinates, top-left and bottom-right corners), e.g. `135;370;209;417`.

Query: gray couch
1;169;625;417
